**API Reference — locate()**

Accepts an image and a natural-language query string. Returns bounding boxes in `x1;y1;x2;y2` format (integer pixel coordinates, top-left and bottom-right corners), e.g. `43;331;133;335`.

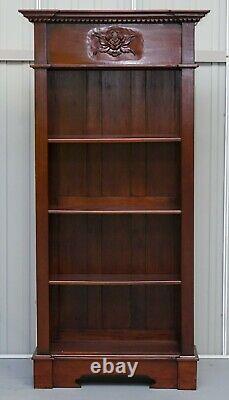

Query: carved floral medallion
87;26;143;60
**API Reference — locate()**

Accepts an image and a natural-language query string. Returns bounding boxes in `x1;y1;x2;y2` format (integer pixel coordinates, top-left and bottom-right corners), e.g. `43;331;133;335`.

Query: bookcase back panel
48;70;180;138
49;215;180;276
50;285;180;340
49;143;180;209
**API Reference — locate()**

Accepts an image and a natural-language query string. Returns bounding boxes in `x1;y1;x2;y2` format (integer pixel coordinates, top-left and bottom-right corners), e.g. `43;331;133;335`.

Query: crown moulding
19;10;210;24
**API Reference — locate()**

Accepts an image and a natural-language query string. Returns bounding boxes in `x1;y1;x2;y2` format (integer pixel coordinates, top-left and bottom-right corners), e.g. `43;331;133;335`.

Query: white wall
0;0;227;355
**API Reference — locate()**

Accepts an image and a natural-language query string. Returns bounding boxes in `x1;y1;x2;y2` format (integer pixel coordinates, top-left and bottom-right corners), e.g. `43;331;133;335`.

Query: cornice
19;10;210;24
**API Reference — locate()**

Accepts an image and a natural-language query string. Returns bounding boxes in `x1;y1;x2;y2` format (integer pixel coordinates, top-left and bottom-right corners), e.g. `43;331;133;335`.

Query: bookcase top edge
19;9;210;24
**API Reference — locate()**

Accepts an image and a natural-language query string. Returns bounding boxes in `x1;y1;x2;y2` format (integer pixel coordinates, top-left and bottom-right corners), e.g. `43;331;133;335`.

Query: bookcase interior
47;67;182;355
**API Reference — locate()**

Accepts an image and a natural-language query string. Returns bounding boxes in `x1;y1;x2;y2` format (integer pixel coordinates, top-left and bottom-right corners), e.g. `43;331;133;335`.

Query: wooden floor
0;359;228;399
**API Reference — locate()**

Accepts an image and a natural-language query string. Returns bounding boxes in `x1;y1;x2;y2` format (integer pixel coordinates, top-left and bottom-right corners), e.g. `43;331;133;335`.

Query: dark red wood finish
180;22;195;356
20;9;209;390
46;23;181;66
34;23;49;354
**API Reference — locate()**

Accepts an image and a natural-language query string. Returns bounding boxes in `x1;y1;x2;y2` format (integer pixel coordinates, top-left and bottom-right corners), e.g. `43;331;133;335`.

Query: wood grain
49;214;181;276
47;24;181;66
35;68;50;354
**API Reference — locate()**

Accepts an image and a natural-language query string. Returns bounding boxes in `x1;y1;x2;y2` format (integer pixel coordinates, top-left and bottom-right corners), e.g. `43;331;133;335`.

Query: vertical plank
131;71;146;135
60;144;87;196
0;0;34;52
146;216;180;275
101;144;130;196
131;144;146;196
147;287;178;333
87;215;102;274
101;71;131;136
102;287;130;329
87;287;102;329
146;143;180;200
207;64;225;354
48;71;86;136
6;63;35;353
130;286;146;330
195;64;225;355
225;59;229;354
59;286;87;330
101;216;131;274
86;71;101;135
0;62;36;354
0;62;8;353
146;71;179;136
131;215;146;274
87;144;102;196
63;215;88;274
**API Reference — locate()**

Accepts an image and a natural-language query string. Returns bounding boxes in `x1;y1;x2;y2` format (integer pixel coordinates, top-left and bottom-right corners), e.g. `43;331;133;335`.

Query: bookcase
20;9;209;390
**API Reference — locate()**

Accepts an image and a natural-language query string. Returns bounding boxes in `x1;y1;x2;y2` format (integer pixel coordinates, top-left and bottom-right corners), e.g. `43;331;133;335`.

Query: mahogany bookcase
20;9;209;390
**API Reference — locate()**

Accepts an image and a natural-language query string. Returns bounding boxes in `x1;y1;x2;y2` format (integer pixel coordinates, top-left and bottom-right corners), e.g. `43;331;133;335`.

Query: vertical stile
180;23;195;355
34;23;50;354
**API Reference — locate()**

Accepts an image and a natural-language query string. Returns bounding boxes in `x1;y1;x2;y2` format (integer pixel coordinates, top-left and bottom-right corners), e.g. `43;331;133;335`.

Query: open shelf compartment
49;142;181;213
50;285;181;356
48;69;180;140
49;214;181;280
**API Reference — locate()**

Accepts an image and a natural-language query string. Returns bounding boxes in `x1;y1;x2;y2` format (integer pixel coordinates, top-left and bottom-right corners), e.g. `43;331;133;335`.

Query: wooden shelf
51;339;180;357
32;63;198;70
49;209;181;215
49;274;181;286
48;136;181;143
49;196;181;214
